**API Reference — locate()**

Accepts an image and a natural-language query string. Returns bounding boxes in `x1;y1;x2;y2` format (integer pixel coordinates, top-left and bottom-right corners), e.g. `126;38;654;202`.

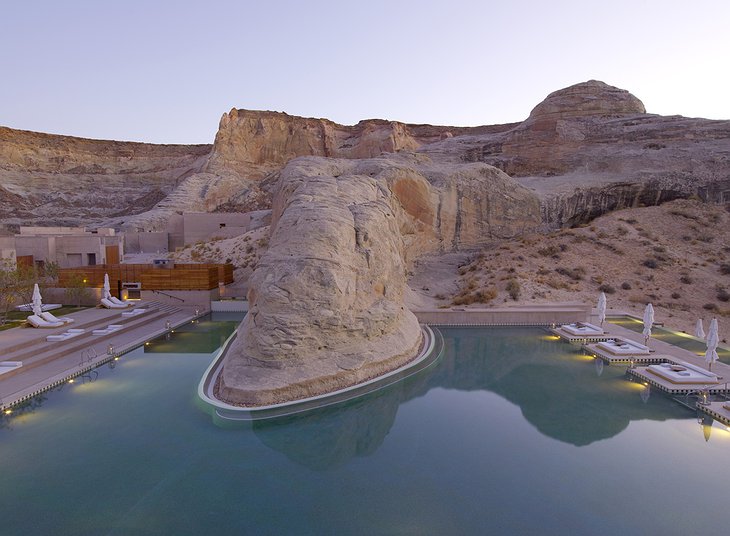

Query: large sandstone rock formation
217;154;540;405
217;157;423;405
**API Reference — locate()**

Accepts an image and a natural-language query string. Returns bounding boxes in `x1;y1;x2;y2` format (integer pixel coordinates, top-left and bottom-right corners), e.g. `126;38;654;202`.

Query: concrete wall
19;226;86;235
15;236;55;264
0;236;17;263
56;235;107;268
412;303;591;326
182;212;252;246
12;230;123;268
124;232;169;254
211;299;248;312
140;288;219;307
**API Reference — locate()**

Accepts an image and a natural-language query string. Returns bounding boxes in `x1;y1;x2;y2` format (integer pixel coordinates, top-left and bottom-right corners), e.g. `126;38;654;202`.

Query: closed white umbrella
597;292;607;327
642;303;654;345
705;318;719;371
103;273;112;300
695;319;705;340
32;283;43;317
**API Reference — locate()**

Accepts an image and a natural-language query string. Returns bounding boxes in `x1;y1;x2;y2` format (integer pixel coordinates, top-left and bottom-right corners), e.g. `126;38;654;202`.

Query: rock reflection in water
251;327;691;468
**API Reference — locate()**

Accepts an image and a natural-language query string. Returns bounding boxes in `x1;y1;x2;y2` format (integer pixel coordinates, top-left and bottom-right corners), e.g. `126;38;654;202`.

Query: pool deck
699;402;730;426
568;313;730;397
0;302;204;410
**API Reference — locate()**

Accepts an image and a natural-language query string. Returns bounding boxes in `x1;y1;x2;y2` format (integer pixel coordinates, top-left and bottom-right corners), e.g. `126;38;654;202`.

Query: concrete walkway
0;302;204;410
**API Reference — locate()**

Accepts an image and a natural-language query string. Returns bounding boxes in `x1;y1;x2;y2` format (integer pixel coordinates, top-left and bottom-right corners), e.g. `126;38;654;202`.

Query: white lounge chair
121;308;147;317
41;311;74;324
26;314;64;328
101;298;128;309
109;296;133;307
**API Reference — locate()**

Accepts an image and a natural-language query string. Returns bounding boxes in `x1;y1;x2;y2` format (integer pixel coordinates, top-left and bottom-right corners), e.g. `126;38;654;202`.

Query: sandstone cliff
0;126;211;229
2;79;728;233
422;80;730;226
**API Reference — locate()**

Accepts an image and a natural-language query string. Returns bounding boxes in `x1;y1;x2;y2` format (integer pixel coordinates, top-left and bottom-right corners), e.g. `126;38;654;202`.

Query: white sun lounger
27;314;64;328
109;296;133;307
0;361;22;376
647;362;720;384
121;308;146;317
101;298;129;309
41;311;74;324
46;329;85;342
595;339;650;355
92;324;124;335
561;322;604;336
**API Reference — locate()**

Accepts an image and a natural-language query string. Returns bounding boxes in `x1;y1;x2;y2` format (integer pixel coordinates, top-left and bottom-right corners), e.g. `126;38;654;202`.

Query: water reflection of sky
1;325;728;535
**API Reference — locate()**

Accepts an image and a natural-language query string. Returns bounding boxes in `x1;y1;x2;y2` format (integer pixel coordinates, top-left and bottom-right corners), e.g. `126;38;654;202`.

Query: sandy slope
412;199;730;343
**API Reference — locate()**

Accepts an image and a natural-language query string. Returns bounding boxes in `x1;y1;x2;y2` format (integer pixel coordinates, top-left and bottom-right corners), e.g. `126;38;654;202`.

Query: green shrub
555;266;585;281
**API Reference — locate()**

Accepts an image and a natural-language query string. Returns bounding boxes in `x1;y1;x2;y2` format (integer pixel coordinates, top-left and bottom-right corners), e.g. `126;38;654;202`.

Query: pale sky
2;0;728;144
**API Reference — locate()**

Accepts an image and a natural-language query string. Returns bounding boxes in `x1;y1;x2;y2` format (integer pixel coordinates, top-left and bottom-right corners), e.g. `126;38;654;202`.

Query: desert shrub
653;245;666;253
669;210;698;220
452;287;498;305
616;226;628;236
555;266;585;281
643;259;658;269
546;278;570;290
598;283;616;294
559;243;568;252
671;292;681;299
717;288;730;302
537;267;550;276
719;264;730;275
697;233;714;243
537;245;560;257
680;275;693;284
506;279;520;301
621;281;632;290
703;303;718;311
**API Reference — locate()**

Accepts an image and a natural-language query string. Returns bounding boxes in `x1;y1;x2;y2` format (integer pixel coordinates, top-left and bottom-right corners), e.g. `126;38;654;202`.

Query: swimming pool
608;315;730;364
1;325;727;535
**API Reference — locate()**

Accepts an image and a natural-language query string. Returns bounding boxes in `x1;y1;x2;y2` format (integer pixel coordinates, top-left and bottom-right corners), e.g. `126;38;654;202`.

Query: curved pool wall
197;325;444;421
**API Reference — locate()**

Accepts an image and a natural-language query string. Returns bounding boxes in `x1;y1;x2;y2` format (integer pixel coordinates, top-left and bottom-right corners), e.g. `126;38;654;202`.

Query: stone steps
0;303;180;377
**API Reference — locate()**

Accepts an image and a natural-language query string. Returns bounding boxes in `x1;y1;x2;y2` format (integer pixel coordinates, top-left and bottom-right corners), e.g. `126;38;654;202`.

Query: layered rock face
0;127;211;229
423;80;730;226
218;154;540;405
3;80;728;232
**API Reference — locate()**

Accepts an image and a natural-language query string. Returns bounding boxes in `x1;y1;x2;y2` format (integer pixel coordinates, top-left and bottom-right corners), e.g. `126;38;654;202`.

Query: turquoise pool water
608;315;730;363
1;325;728;535
144;311;242;354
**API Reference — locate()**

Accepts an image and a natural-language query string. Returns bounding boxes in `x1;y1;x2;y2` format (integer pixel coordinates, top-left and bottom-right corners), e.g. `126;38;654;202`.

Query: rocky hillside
2;80;727;234
422;80;730;227
0;127;211;229
441;199;730;341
